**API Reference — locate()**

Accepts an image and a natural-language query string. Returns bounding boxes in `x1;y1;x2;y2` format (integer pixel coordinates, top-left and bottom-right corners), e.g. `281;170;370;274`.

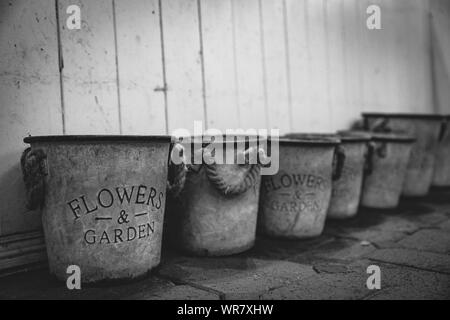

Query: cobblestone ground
1;190;449;300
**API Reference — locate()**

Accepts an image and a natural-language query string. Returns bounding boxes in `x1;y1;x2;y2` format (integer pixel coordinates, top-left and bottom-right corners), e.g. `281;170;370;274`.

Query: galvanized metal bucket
259;134;343;239
361;132;415;209
166;135;265;256
363;113;443;197
328;131;372;219
432;116;450;187
21;135;171;283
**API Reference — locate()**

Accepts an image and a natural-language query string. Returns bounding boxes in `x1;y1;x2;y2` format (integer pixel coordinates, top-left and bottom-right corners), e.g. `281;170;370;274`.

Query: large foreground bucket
363;113;443;197
166;135;265;256
259;135;343;239
361;132;415;209
432;116;450;187
21;135;171;283
328;131;371;219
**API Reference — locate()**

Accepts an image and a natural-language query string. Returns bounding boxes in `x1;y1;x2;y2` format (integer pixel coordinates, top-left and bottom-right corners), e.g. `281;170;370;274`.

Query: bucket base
50;267;155;286
360;205;400;212
181;240;255;257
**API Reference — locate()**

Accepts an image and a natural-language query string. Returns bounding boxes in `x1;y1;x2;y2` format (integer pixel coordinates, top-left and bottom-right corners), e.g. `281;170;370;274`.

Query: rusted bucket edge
336;130;372;143
24;135;172;144
281;133;341;146
369;132;416;143
362;112;445;121
171;135;266;147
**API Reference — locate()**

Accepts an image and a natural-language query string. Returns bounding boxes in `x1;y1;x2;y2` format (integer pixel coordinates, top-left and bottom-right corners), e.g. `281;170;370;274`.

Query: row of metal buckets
21;112;449;283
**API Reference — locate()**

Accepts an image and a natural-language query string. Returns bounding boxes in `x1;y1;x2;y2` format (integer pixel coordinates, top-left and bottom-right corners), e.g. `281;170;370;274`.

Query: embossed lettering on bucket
363;113;443;197
361;132;415;209
259;134;343;239
166;135;266;256
21;135;171;283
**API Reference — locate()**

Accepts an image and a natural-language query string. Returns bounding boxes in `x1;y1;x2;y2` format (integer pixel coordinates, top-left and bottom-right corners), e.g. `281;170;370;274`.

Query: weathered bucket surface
166;135;264;256
21;135;171;283
432;116;450;187
259;134;342;239
361;132;415;209
327;131;372;219
363;113;443;197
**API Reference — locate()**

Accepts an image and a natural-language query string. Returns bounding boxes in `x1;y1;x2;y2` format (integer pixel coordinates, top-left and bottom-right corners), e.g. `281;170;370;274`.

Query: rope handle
20;148;47;210
371;117;392;133
167;143;187;198
205;146;263;196
332;145;346;181
364;141;376;176
439;119;447;142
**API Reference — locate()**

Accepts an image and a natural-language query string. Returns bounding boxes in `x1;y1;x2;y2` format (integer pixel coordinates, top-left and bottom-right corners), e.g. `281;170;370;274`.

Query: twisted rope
167;162;187;198
20;148;46;210
205;163;260;196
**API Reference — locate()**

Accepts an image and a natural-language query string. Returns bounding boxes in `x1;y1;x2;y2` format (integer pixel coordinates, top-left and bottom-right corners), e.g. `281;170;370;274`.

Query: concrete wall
0;0;447;236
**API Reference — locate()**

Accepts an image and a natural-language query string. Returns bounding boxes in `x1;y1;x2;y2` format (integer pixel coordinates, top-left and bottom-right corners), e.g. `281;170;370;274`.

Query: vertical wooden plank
391;0;433;113
161;0;204;134
259;0;291;134
360;0;434;114
200;0;238;131
231;0;266;129
304;0;331;132
0;0;62;235
283;0;309;132
338;0;364;128
114;0;166;134
58;0;120;134
360;0;393;113
430;0;450;114
326;0;349;130
285;0;331;132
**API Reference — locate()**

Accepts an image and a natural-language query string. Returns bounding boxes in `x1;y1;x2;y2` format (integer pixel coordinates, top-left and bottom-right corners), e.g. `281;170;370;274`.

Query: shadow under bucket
259;134;342;239
166;135;266;256
361;132;415;209
432;115;450;187
363;113;444;197
21;135;171;283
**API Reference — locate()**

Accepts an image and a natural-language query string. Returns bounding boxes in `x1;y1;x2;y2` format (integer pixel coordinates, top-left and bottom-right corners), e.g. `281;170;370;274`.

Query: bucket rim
24;135;172;143
336;130;372;142
362;112;445;121
281;133;341;145
171;134;266;144
368;132;416;143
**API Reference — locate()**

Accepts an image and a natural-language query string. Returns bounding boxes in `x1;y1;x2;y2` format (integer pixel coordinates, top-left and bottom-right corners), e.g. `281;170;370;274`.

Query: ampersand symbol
117;210;129;224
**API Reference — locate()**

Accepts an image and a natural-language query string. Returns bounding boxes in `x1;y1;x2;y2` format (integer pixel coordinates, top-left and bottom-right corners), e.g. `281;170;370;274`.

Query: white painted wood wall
0;0;448;236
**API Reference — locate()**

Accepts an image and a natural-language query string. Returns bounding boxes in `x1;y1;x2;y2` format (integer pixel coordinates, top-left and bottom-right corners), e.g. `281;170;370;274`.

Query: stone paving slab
366;262;450;300
158;256;316;300
396;229;450;254
0;195;449;299
367;248;450;274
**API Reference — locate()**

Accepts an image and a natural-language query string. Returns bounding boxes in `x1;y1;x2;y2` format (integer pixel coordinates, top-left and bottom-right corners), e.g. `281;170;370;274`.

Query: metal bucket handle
368;117;392;133
332;145;346;181
20;147;47;210
439;119;447;142
167;143;188;198
364;141;377;176
205;146;264;196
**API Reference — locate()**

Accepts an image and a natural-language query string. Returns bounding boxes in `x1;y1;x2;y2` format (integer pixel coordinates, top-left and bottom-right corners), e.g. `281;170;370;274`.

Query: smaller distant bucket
166;135;266;256
259;134;343;239
363;113;443;197
361;132;415;209
432;115;450;187
327;131;372;219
